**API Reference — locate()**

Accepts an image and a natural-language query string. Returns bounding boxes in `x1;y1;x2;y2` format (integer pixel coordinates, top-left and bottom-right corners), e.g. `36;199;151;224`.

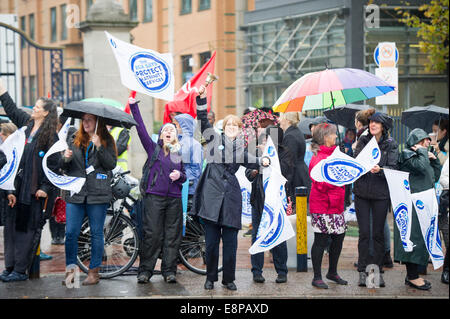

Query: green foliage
396;0;449;72
153;120;162;134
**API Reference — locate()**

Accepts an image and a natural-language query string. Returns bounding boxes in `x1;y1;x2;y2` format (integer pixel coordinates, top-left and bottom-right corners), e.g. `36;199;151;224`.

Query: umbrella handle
42;197;49;214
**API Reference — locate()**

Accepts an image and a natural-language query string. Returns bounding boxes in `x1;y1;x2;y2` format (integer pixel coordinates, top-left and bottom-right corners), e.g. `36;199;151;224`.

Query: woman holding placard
308;123;347;289
353;112;398;288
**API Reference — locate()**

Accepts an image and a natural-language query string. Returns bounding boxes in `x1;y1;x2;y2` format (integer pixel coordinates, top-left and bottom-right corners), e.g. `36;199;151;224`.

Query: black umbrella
401;105;449;133
61;100;137;129
323;104;371;129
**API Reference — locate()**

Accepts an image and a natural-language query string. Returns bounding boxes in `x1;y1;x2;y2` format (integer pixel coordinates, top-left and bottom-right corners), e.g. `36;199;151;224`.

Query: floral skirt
311;213;347;235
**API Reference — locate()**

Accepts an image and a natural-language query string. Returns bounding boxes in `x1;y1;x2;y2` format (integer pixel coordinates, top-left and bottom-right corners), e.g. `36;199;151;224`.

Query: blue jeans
65;203;108;269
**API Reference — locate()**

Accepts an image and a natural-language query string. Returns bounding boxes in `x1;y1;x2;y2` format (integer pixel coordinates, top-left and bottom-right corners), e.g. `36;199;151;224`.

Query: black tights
311;232;345;280
405;262;420;281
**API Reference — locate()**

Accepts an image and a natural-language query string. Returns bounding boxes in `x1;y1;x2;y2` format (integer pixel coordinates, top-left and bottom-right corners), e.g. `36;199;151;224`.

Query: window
143;0;152;22
86;0;93;11
22;76;27;105
20;16;26;48
198;0;210;11
60;4;67;40
28;14;35;40
50;7;57;42
181;54;193;83
180;0;192;15
29;75;36;104
129;0;137;21
199;51;211;66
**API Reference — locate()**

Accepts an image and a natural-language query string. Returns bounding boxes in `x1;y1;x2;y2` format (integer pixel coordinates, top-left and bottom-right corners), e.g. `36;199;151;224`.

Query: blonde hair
279;112;301;126
222;114;242;130
0;122;18;137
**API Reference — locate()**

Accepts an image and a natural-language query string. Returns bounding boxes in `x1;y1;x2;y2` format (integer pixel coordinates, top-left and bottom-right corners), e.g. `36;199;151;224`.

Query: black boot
383;251;394;268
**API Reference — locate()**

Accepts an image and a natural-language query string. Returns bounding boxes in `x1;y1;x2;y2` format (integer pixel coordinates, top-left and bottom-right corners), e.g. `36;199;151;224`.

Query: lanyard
85;142;93;167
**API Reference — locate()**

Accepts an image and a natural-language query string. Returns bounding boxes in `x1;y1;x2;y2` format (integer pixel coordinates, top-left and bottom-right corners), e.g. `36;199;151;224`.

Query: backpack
139;144;162;195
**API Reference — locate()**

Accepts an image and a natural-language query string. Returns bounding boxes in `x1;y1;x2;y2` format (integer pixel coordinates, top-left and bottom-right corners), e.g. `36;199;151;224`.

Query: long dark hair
74;115;117;155
35;97;58;150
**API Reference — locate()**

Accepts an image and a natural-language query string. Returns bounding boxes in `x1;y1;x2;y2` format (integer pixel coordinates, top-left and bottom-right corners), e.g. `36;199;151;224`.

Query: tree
396;0;449;73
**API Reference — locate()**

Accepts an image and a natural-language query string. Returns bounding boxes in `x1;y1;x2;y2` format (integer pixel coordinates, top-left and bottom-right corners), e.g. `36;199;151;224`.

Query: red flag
123;90;136;114
163;51;216;123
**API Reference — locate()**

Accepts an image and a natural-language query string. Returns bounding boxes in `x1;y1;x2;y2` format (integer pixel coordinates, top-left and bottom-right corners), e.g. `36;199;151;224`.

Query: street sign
375;67;398;105
374;42;399;67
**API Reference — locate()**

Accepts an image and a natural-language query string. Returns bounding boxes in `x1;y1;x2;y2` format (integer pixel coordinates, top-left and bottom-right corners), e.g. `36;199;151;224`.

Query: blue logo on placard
0;147;19;185
267;146;275;157
394;203;409;248
416;200;425;210
260;211;284;248
322;159;365;185
129;52;171;93
426;216;444;260
372;148;380;160
404;179;410;190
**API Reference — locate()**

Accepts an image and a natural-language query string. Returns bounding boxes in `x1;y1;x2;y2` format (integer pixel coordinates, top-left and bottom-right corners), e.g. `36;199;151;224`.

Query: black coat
282;125;310;198
352;132;399;200
1;92;59;229
192;97;260;229
60;134;117;205
246;145;294;214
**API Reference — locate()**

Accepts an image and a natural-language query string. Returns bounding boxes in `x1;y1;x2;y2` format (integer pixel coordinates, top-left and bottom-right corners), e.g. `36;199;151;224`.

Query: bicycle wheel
178;215;223;275
77;212;140;279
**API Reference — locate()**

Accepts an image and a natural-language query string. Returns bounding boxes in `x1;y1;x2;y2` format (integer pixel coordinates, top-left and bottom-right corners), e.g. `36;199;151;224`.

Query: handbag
52;196;66;224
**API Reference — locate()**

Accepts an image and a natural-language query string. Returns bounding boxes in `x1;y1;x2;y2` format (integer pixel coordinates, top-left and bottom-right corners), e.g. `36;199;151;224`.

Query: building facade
1;0;448;120
239;0;448;113
0;0;251;123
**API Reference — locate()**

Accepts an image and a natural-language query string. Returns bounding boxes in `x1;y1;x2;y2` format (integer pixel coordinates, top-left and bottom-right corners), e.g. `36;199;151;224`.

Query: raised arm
128;98;156;156
0;91;31;128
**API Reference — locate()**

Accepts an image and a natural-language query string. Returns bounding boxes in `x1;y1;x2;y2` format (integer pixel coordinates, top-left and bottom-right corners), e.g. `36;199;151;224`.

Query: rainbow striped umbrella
272;68;395;113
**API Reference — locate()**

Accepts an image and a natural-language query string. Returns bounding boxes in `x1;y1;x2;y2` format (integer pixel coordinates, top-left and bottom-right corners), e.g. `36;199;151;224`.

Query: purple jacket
130;102;186;198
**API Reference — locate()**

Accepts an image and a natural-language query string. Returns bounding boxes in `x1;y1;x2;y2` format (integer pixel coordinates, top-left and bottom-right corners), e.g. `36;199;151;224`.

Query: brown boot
82;268;100;286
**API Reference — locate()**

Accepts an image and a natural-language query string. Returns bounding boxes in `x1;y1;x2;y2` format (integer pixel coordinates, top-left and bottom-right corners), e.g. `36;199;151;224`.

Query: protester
279;112;310;206
207;111;215;126
0;82;59;282
193;85;270;291
61;113;117;286
129;96;186;284
0;122;19;281
173;113;203;197
439;157;449;284
396;128;441;290
352;108;375;153
48;115;76;246
108;126;131;171
343;129;356;156
308;123;347;289
343;129;356;208
353;112;398;288
352;108;393;270
246;125;293;284
430;119;448;166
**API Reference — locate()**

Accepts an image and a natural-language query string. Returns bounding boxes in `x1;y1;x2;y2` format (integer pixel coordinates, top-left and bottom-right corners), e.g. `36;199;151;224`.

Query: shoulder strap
148;143;161;168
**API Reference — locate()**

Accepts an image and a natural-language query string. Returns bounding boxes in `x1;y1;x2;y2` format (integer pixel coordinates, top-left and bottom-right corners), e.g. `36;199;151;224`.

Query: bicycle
76;170;223;279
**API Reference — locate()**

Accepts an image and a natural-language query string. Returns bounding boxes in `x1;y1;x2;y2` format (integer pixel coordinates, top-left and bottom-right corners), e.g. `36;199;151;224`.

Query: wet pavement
0;217;448;299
